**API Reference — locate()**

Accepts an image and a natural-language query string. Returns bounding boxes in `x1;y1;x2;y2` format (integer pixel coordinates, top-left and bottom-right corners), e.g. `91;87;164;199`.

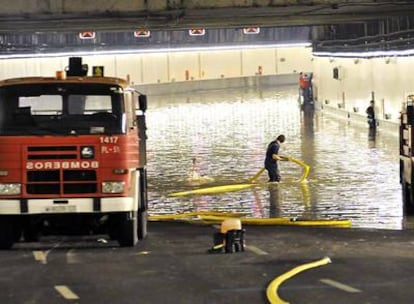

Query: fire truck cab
0;58;148;248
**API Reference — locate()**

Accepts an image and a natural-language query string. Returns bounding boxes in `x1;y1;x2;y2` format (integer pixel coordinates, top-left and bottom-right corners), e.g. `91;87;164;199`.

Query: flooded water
145;85;403;229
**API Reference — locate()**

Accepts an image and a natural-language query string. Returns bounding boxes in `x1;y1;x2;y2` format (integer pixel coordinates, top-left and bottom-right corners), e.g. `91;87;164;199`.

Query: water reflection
368;126;377;143
146;86;403;229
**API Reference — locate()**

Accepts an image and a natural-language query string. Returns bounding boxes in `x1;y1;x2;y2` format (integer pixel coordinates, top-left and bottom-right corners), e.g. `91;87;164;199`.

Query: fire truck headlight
102;181;125;193
0;183;21;195
81;146;95;159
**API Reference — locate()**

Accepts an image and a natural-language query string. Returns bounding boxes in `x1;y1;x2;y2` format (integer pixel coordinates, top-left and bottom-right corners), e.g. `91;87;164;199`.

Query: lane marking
266;257;331;304
54;285;80;300
33;242;62;264
320;278;361;293
245;245;268;255
33;251;48;264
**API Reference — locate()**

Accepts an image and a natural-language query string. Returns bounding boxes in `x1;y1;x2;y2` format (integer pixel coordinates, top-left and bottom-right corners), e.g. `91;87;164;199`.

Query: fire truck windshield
0;83;125;135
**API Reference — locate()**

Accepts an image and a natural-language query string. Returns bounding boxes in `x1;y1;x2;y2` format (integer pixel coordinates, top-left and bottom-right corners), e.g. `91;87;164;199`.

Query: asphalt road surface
1;222;414;304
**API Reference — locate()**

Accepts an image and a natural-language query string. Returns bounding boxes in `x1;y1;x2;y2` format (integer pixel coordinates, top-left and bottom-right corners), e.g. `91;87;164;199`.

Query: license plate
45;205;77;213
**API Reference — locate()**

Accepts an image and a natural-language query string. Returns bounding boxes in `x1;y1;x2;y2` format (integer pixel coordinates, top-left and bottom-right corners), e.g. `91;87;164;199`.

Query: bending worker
264;134;288;182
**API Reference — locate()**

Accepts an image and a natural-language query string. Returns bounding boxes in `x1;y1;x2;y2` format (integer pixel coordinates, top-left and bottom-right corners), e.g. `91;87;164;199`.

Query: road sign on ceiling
79;32;96;39
243;27;261;34
189;28;206;36
134;30;151;38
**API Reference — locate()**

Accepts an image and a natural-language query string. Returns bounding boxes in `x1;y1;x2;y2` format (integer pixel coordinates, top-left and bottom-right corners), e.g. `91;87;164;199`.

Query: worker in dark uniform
264;134;288;182
366;100;376;129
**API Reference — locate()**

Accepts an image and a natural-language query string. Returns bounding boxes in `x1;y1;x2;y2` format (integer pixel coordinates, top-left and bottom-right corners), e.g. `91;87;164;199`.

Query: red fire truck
0;57;148;248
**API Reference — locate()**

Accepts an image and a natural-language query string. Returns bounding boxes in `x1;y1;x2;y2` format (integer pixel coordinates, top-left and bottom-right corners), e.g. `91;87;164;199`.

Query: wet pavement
146;85;404;230
2;221;414;304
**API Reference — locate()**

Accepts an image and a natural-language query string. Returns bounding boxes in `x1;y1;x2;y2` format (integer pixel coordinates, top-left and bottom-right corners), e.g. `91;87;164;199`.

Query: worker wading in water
366;100;376;129
264;134;288;182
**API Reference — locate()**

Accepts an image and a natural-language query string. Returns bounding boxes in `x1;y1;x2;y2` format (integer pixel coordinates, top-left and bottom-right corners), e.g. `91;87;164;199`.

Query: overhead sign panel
134;30;151;38
189;28;206;36
243;27;260;34
79;32;96;39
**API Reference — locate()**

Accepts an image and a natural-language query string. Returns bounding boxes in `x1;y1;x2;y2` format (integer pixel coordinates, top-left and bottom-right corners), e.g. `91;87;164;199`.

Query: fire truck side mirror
407;105;414;124
139;95;147;112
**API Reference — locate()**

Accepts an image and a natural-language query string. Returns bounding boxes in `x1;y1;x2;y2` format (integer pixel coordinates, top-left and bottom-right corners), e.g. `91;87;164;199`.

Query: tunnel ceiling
1;1;414;32
1;0;414;56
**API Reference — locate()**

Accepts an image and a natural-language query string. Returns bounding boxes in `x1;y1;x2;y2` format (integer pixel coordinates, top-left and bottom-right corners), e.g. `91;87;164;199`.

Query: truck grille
25;146;98;195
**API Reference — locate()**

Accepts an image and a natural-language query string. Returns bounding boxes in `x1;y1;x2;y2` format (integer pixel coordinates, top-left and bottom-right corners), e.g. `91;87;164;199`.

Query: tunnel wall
0;46;312;85
1;44;411;127
135;73;299;95
313;56;411;123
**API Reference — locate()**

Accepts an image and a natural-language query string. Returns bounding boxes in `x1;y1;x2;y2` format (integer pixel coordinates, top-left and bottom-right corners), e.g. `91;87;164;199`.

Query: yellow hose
169;156;310;197
198;215;351;228
248;167;266;182
300;182;311;207
282;156;310;183
266;257;332;304
148;212;351;228
169;183;256;197
248;157;310;183
148;211;247;221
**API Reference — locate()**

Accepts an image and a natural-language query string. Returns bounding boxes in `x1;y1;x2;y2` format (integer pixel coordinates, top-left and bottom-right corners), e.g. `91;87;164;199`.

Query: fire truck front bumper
0;197;136;214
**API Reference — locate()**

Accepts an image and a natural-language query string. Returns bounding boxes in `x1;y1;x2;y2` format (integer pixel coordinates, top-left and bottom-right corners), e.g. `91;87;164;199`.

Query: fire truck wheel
403;182;414;215
23;218;40;242
23;228;40;242
108;224;119;240
0;216;15;249
118;212;138;247
12;220;22;242
138;209;148;240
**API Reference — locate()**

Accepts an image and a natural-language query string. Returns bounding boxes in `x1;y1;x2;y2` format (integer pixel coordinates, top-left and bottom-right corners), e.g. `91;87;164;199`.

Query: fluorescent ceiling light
313;48;414;58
